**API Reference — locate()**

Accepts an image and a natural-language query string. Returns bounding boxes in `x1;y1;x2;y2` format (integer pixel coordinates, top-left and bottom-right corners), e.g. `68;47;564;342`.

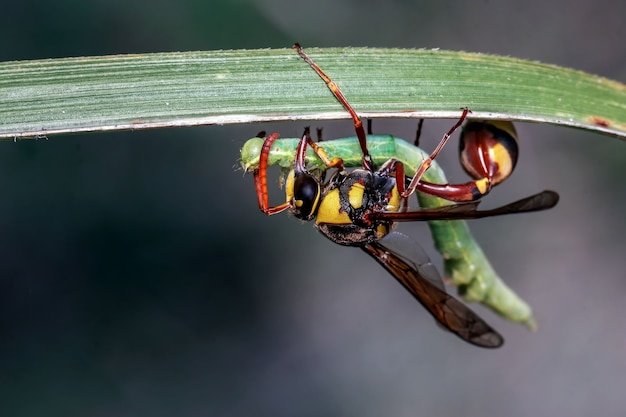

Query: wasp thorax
314;169;400;246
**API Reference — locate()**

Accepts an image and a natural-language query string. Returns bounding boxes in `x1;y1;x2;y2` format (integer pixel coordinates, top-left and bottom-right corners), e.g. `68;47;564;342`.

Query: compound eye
292;174;321;220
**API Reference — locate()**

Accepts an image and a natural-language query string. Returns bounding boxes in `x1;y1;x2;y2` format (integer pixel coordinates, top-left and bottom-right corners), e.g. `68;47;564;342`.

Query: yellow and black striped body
285;168;402;246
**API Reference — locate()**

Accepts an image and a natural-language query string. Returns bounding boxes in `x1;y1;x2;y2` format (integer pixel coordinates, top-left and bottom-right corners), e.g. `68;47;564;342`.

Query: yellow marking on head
285;170;295;201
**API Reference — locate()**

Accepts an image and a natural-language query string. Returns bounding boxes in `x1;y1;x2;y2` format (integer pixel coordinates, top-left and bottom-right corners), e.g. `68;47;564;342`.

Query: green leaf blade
1;48;625;139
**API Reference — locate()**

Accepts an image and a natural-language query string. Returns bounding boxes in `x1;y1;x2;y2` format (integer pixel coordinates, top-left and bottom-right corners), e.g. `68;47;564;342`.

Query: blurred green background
1;0;625;416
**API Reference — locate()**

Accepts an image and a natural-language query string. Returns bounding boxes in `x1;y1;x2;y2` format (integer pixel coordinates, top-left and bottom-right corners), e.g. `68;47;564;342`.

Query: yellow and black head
284;170;322;221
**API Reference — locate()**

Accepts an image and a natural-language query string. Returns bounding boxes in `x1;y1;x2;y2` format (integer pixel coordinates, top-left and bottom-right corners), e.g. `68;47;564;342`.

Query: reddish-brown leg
402;108;471;198
254;132;290;215
294;43;373;171
254;128;346;215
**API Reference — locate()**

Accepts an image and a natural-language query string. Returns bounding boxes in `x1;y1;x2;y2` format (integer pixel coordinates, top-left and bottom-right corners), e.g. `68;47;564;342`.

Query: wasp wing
362;240;504;348
373;190;558;222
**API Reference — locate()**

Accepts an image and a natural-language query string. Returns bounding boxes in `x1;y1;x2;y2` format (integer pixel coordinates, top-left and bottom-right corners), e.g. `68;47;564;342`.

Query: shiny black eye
292;174;320;220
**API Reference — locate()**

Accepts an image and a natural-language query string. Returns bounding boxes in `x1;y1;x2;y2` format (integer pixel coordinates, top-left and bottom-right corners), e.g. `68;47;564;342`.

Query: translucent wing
362;239;504;348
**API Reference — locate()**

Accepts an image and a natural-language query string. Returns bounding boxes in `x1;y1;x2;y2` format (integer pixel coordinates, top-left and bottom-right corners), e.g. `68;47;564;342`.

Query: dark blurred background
1;1;625;416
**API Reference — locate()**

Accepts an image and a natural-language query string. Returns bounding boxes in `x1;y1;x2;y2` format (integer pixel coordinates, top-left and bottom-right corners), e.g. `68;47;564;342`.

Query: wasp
247;45;559;348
